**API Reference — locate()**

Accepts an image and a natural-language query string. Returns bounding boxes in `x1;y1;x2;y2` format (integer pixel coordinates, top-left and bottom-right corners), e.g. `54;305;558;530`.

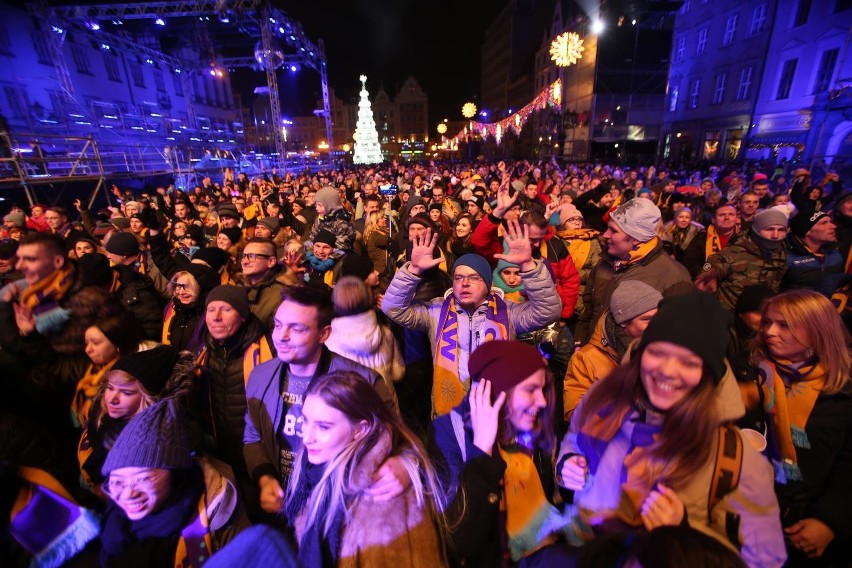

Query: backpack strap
708;424;743;519
450;410;467;463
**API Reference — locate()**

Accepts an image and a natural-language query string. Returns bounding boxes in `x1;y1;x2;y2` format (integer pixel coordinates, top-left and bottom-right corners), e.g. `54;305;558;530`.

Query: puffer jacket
308;209;355;254
326;309;404;412
558;368;787;567
704;230;787;311
563;312;621;421
781;236;848;296
201;315;268;472
381;259;562;388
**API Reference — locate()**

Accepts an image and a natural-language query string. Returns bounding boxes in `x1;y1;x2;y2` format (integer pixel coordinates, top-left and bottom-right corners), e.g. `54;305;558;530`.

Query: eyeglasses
453;274;484;284
172;282;190;291
565;217;583;224
102;472;165;496
239;252;273;262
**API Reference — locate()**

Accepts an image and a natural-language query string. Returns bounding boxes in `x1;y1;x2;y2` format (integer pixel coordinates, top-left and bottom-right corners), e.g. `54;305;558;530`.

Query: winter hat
752;173;768;182
192;247;229;272
76;252;113;287
3;212;25;228
453;253;493;290
105;232;140;256
428;202;443;214
101;399;193;475
0;238;18;259
789;210;829;239
185;223;204;244
110;217;131;231
218;226;242;246
129;213;148;228
407;212;435;231
558;204;582;226
751;208;788;235
206;285;251;320
637;188;653;198
340;254;374;281
313;229;336;248
256;217;280;234
468;340;546;399
293;198;307;209
609;280;663;325
510;180;524;194
112;345;179;396
609;198;661;242
315;186;341;214
467;196;486;210
70;233;99;251
639;292;732;383
735;284;775;316
493;258;524;294
217;203;241;220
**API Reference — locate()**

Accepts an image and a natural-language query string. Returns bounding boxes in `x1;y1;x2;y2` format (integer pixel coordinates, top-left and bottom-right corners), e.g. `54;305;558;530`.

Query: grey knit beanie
315;186;341;214
609;198;661;242
102;399;192;475
609;280;663;325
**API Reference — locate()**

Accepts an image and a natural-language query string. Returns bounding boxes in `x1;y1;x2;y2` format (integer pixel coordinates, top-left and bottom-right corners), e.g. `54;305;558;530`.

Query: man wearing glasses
240;238;297;330
382;220;562;417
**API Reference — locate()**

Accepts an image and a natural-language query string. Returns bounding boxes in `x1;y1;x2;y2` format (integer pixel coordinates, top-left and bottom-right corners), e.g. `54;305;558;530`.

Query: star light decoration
550;32;585;68
437;123;447;134
461;102;477;119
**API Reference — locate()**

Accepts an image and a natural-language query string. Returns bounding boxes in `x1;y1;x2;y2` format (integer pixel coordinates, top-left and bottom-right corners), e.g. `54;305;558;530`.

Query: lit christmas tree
352;75;383;164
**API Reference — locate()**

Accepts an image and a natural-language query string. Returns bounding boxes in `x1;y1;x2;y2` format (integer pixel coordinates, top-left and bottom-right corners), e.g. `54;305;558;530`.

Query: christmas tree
352;75;383;164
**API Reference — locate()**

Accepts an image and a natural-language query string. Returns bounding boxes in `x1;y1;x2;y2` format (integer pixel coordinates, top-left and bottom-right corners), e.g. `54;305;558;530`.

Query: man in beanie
218;203;242;230
307;185;354;254
382;221;562;417
100;399;247;565
781;210;846;295
697;207;789;311
199;285;271;519
252;216;280;240
576;197;692;345
564;280;662;420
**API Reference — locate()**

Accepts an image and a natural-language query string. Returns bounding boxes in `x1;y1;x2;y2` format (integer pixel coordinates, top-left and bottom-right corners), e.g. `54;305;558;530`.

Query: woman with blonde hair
364;210;390;280
285;371;447;567
748;289;852;565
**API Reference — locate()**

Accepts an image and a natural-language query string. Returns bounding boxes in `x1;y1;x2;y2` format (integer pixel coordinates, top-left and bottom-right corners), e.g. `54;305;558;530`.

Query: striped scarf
72;359;117;427
757;357;825;483
433;294;509;416
612;237;659;272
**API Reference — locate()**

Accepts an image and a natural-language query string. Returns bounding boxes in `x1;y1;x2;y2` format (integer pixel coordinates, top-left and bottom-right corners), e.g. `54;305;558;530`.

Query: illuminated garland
447;79;562;148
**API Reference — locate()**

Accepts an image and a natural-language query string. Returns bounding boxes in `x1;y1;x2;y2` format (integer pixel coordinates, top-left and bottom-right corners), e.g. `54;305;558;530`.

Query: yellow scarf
758;358;826;483
613;237;659;272
19;264;75;312
433;294;509;416
499;445;571;561
72;359;117;427
558;228;600;272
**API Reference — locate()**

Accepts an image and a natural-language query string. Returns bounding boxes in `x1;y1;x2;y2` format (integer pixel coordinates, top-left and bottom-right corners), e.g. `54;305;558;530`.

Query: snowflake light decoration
550;32;585;68
437;123;447;134
462;102;477;119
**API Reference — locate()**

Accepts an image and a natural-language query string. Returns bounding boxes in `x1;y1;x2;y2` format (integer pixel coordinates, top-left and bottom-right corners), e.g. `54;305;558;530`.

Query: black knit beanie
205;285;251;320
219;226;242;246
639;292;732;383
102;399;193;475
192;247;229;273
112;344;179;395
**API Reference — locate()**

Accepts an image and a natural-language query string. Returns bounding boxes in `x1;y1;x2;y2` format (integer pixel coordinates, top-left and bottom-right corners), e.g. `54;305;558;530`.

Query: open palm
495;219;533;266
409;229;442;275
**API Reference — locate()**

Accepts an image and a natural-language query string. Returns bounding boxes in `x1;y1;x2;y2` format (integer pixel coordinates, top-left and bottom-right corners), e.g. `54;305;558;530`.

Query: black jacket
112;264;164;340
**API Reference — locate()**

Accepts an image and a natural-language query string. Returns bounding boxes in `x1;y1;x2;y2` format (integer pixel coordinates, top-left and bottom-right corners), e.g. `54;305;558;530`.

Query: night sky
257;0;510;126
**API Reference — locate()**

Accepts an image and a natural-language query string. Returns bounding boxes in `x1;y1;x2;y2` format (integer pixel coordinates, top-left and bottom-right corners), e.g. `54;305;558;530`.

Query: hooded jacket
563;313;622;421
558;368;787;567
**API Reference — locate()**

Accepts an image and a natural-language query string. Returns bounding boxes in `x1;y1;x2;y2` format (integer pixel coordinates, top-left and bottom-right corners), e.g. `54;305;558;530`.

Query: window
3;86;28;117
793;0;812;26
750;4;767;34
31;31;51;64
154;69;166;94
675;35;685;60
697;28;708;54
48;90;64;116
669;84;679;111
103;52;121;82
130;61;145;88
713;73;727;104
689;79;701;108
172;71;184;97
723;15;737;45
71;45;92;75
813;48;839;93
776;58;798;99
737;67;753;100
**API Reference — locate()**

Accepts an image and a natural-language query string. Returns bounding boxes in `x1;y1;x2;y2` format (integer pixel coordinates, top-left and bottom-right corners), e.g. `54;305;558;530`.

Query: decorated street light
549;32;585;68
461;102;477;119
437;123;447;134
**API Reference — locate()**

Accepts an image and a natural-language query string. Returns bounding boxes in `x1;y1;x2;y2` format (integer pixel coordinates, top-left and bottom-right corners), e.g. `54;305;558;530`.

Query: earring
803;347;815;360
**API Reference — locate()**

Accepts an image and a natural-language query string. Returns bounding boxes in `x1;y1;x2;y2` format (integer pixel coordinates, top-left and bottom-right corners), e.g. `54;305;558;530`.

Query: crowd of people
0;157;849;568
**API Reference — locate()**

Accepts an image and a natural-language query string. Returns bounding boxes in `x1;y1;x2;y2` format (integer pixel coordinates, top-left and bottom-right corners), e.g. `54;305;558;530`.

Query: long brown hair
750;289;852;394
576;350;719;489
497;367;556;454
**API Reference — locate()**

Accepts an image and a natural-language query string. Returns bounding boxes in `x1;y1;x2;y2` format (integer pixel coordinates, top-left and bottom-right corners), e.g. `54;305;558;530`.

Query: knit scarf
433;294;509;416
306;250;336;273
499;445;572;561
557;228;600;272
72;359;117;427
5;264;75;335
757;357;826;483
286;456;343;568
612;237;659;272
705;224;733;260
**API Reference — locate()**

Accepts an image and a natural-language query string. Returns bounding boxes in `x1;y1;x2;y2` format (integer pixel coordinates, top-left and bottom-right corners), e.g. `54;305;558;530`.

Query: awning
747;130;808;146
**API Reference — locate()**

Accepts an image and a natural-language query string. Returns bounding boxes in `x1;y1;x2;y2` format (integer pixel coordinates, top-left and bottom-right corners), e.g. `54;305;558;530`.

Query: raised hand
408;228;442;276
469;380;506;456
495;219;534;270
492;185;520;219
